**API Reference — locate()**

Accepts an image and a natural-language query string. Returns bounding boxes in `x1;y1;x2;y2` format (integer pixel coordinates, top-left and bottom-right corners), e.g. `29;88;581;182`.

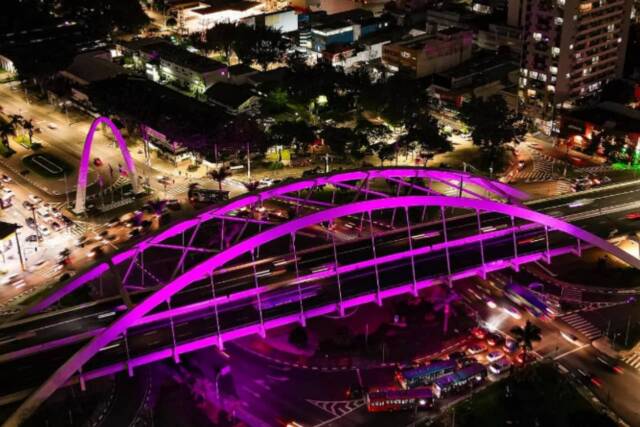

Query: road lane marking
554;343;589;360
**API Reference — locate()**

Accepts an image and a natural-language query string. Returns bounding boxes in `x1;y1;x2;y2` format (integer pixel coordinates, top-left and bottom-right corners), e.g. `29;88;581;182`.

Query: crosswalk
559;313;602;341
576;165;611;174
622;352;640;370
516;150;556;182
163;183;190;197
561;286;583;302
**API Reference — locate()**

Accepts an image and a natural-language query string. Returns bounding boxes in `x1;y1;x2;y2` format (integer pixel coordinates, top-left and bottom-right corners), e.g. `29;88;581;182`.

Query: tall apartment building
519;0;633;125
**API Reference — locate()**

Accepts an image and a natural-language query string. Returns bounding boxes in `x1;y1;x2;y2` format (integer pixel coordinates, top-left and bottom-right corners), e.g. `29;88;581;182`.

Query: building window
552;47;560;57
555;17;564;25
550;66;558;74
547;85;555;92
533;32;542;41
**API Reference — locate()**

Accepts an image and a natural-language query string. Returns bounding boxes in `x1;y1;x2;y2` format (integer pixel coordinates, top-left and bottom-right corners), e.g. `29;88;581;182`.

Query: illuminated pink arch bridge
75;117;141;214
5;167;640;426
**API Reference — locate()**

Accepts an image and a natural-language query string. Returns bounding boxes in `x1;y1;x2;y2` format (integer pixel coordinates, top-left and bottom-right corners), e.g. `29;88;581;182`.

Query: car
560;331;582;345
129;228;141;238
486;350;504;363
38;225;50;236
25;217;36;228
514;351;534;365
471;327;487;340
485;298;498;309
486;333;505;347
59;271;76;282
2;187;14;197
489;358;512;375
467;343;487;355
51;222;61;232
25;234;42;243
19;169;30;176
448;351;466;361
625;212;640;220
1;174;11;183
567;198;593;208
346;384;366;400
502;305;522;319
459;357;478;367
503;339;518;354
27;194;42;205
595;356;623;374
573;369;602;388
22;200;33;210
99;230;109;238
89;246;105;258
93;158;103;166
47;122;58;130
106;217;120;228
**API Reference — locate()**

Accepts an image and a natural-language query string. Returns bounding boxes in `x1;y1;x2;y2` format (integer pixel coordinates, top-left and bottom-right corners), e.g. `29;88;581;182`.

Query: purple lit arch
75;117;140;213
28;167;527;314
6;195;640;426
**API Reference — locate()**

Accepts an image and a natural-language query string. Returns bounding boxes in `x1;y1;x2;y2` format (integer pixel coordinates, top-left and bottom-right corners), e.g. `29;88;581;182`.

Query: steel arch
6;194;639;427
75;117;140;214
28;166;527;315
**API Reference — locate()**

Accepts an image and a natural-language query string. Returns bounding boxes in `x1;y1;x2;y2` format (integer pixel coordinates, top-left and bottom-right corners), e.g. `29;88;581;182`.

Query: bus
396;360;457;389
366;387;434;412
504;283;555;319
433;363;487;398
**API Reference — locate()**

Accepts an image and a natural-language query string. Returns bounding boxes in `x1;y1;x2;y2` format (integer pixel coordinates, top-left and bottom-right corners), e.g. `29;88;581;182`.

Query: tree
235;26;290;71
9;41;76;91
199;22;241;64
56;0;150;36
261;87;289;115
209;167;231;191
375;143;396;166
396;115;452;165
267;121;316;155
21;118;35;147
166;17;177;27
459;95;527;172
0;120;17;150
320;126;357;158
510;320;542;366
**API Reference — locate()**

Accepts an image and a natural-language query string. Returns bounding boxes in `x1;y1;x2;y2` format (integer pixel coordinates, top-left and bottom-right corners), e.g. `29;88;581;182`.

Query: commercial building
430;54;519;107
117;39;228;94
310;11;391;53
180;0;264;33
476;24;522;55
519;0;633;126
206;82;260;114
321;32;393;69
240;8;299;33
382;28;473;78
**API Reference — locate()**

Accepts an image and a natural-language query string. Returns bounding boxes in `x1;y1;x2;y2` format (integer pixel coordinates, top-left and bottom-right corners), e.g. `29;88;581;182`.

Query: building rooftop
138;41;226;73
228;63;258;76
206;82;257;109
191;0;261;14
62;51;126;84
565;102;640;133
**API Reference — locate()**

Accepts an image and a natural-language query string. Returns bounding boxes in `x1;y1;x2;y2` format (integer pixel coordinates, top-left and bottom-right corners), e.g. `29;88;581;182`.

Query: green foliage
459;95;527;171
233;25;290;71
261;88;289;115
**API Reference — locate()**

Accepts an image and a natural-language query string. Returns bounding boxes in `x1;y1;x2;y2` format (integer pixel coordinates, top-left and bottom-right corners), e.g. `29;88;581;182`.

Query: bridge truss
4;167;638;426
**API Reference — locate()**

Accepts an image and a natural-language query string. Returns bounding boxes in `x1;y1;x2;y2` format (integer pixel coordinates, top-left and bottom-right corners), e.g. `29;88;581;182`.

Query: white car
568;198;593;208
467;343;487;355
28;194;42;205
503;305;522;319
489;358;512;375
486;350;504;363
2;187;13;197
38;225;51;236
561;331;582;345
47;122;58;130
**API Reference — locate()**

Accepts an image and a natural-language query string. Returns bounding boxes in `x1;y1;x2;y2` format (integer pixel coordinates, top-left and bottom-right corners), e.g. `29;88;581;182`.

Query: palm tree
242;180;261;193
208;167;231;191
510;320;542;366
21;118;35;147
0;120;17;149
434;287;461;335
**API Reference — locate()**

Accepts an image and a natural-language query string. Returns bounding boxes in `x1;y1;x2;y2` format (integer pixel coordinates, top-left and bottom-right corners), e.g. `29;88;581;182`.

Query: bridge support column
404;207;418;296
123;332;134;377
475;209;487;279
290;232;307;326
79;369;86;392
368;211;382;306
167;297;180;364
573;239;582;257
250;249;266;338
209;274;224;350
440;206;452;286
544;226;551;264
329;226;345;317
510;216;520;272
